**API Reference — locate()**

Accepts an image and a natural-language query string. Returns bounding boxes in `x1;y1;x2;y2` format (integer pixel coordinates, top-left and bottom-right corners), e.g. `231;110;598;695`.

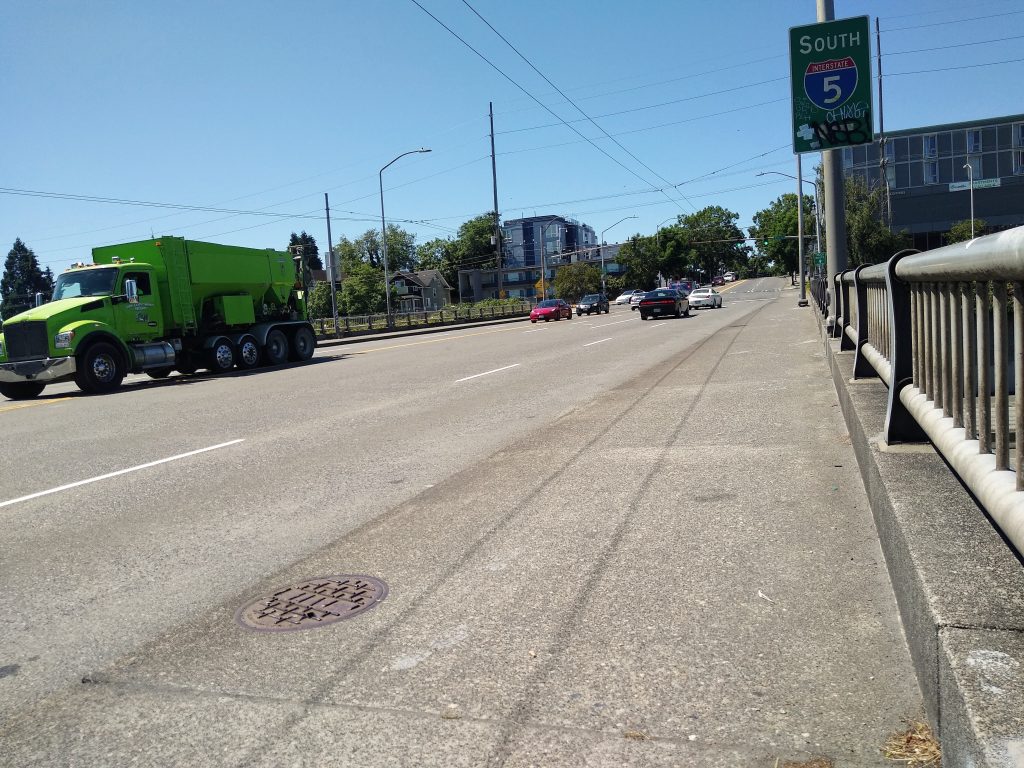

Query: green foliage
552;262;601;302
416;237;459;288
454;213;500;272
615;234;662;289
1;239;53;321
947;219;987;244
749;193;815;274
307;281;334;319
335;226;416;274
288;231;322;271
340;261;386;315
604;274;627;297
675;206;750;280
843;176;911;265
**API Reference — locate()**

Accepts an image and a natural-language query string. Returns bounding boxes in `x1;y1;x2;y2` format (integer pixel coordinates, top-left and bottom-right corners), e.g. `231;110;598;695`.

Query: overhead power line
883;9;1024;32
407;0;690;212
888;56;1024;77
459;0;693;212
884;33;1024;56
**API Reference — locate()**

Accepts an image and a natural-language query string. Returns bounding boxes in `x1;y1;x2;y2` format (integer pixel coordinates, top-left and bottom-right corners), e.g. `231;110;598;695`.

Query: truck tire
75;342;125;394
263;329;289;366
289;326;316;362
0;381;46;400
207;338;236;373
236;335;261;369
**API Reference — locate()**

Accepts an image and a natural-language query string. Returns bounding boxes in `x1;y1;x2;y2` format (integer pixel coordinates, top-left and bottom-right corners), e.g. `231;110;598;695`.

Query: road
0;278;922;766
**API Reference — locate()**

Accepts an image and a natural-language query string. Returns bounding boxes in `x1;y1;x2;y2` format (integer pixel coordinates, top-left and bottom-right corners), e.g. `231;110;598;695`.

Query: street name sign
789;16;873;154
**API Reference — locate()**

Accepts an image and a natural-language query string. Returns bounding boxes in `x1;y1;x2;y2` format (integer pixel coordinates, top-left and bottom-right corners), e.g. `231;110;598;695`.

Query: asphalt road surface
0;278;922;766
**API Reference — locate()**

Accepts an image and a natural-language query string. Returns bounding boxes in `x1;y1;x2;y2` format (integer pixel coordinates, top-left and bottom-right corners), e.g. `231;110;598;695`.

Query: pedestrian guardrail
310;302;533;337
828;225;1024;554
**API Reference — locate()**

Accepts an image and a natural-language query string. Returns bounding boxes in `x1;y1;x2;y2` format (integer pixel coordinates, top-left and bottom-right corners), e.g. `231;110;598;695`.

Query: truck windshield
52;268;119;300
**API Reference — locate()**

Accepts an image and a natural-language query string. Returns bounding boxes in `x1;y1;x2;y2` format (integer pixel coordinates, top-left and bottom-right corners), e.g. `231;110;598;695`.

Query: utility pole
490;102;502;300
324;193;340;338
797;154;808;307
876;16;891;227
818;0;848;332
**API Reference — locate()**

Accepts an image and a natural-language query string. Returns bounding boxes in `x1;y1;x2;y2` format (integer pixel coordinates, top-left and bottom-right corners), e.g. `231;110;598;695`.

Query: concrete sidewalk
0;290;925;766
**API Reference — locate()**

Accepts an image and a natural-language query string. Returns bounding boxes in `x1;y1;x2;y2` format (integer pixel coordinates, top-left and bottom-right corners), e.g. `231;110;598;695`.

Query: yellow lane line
347;324;526;355
0;397;73;414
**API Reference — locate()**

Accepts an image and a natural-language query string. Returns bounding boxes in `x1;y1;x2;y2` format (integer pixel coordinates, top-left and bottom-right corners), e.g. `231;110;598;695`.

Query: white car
629;291;646;310
688;287;722;309
615;289;641;305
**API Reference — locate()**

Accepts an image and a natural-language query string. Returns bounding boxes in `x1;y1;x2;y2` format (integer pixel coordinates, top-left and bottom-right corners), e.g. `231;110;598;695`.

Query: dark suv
576;293;610;315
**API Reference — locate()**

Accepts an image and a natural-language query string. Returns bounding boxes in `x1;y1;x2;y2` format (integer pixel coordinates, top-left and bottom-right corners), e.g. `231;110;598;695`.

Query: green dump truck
0;237;316;400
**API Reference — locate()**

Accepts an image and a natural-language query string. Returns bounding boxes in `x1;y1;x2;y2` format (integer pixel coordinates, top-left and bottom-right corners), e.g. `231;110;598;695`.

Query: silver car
629;291;646;310
688;287;722;309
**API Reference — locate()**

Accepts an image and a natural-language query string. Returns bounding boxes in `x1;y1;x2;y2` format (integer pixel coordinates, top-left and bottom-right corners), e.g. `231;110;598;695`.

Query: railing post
884;249;927;443
851;265;875;377
832;271;844;338
839;269;856;351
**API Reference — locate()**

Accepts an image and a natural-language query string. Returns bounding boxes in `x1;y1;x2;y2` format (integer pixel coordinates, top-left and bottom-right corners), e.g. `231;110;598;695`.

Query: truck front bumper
0;356;77;383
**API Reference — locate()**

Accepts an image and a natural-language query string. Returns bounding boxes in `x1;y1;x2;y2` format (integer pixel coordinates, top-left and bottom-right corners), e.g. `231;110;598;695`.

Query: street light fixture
600;215;637;293
380;148;431;321
963;161;975;239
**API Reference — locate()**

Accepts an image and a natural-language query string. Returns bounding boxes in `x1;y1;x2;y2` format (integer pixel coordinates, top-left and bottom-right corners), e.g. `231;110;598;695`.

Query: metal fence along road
823;225;1024;555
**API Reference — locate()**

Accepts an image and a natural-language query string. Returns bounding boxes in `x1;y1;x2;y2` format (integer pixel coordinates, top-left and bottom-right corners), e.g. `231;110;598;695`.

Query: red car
530;299;573;323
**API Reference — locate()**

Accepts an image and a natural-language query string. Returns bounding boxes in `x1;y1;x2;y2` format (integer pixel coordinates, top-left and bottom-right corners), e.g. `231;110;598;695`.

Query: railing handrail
894;226;1024;282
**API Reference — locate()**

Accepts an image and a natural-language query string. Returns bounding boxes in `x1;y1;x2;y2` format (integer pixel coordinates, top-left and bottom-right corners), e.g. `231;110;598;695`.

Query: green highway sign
789;15;873;154
813;252;826;267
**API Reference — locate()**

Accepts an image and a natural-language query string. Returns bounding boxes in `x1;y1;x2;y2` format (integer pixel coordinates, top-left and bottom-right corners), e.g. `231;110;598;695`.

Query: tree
336;226;416;273
339;261;386;315
842;176;911;265
553;262;601;302
614;234;662;289
416;237;458;288
288;232;322;271
452;213;499;273
674;206;749;282
1;239;53;320
749;194;816;276
307;281;334;319
947;219;987;244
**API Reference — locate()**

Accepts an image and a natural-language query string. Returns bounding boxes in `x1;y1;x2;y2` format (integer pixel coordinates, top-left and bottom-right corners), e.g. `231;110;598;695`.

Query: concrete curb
821;331;1024;767
313;314;530;348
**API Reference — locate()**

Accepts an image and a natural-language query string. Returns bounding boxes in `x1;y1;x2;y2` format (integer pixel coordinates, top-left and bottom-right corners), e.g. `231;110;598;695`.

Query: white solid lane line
0;439;246;509
583;337;612;347
454;363;520;383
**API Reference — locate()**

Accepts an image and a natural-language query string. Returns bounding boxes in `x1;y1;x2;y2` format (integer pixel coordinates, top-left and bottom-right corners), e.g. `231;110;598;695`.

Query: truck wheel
236;335;261;369
263;329;289;366
146;367;174;379
75;342;125;393
289;326;316;362
207;338;236;373
0;381;45;400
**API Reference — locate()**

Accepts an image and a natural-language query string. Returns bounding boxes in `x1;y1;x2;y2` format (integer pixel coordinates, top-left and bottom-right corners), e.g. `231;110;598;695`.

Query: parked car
711;275;725;286
688;287;722;309
615;290;639;305
638;288;689;320
530;299;572;323
576;293;609;315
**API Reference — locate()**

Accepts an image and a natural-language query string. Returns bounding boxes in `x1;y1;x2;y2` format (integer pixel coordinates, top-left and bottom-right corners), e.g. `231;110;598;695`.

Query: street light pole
756;169;821;306
379;148;431;323
963;161;975;239
600;215;637;293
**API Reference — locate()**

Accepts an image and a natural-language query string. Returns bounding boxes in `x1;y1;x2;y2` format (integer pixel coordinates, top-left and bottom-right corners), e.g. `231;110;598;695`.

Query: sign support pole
797;154;808;307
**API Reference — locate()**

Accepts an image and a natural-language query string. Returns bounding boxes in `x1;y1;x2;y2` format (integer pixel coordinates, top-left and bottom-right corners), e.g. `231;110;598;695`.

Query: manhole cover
236;575;388;632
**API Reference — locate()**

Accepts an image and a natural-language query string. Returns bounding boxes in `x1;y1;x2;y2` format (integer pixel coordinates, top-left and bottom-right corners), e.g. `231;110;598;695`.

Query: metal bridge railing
833;225;1024;553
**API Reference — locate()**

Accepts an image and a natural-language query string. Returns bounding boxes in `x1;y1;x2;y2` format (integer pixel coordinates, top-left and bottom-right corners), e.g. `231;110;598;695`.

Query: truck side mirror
125;279;139;304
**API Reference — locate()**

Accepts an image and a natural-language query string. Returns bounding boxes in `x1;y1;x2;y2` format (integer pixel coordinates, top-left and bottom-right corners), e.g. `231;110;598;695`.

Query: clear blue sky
3;0;1022;276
